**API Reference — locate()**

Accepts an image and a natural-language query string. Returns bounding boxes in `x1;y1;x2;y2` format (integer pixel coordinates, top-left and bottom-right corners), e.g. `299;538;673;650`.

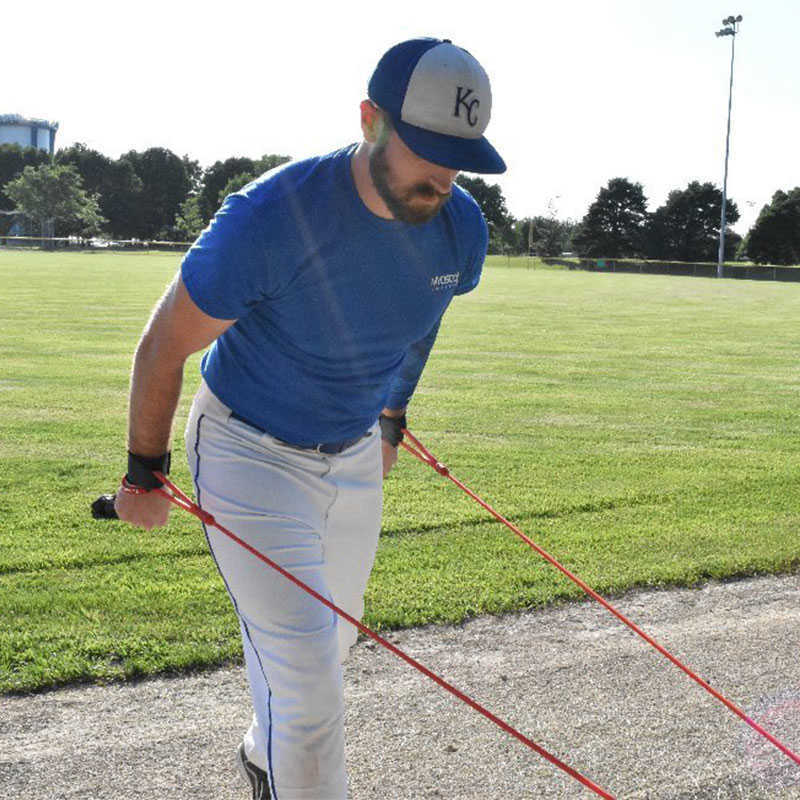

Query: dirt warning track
2;573;799;799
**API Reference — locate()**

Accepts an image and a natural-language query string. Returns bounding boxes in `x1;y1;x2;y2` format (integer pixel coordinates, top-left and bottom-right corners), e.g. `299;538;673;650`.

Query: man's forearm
383;316;443;411
114;273;234;528
127;333;186;457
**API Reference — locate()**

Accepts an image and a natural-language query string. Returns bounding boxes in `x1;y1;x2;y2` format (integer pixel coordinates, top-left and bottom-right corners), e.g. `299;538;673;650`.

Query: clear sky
6;0;798;234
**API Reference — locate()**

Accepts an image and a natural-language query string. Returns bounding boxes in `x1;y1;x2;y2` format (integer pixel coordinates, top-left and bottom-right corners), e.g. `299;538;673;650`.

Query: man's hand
114;487;173;531
382;439;399;478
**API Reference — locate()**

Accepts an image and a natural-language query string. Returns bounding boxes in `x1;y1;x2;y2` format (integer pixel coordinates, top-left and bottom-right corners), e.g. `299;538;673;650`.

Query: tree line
2;142;798;265
461;174;800;267
0;142;290;242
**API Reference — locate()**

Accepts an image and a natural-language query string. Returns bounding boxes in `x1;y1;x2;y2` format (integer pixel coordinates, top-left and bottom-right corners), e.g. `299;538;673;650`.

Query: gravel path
2;573;799;799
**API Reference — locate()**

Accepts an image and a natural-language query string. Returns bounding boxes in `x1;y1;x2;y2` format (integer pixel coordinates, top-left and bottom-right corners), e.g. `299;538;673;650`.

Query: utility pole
715;14;743;278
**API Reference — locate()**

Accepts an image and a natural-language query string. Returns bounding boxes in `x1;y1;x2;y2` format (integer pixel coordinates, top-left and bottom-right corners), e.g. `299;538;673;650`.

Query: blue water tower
0;114;59;155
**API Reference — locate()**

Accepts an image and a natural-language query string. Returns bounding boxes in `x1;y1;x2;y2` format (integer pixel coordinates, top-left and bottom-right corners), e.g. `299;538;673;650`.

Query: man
115;37;505;799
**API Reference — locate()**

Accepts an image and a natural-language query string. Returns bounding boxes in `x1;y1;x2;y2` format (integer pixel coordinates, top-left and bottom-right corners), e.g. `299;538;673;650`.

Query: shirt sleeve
454;211;489;295
180;194;270;320
383;315;444;410
383;203;487;410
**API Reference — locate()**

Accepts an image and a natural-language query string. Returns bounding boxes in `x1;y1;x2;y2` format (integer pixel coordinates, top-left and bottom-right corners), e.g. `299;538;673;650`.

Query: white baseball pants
185;381;383;799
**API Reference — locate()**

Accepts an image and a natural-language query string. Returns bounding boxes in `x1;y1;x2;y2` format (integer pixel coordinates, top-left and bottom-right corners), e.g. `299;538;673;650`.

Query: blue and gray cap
368;37;506;175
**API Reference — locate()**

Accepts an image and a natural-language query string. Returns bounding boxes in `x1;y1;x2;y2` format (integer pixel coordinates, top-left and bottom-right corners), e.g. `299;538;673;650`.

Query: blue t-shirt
181;145;487;446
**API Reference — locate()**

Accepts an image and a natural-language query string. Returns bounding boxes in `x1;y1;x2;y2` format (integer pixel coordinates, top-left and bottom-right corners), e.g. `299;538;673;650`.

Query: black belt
229;412;371;454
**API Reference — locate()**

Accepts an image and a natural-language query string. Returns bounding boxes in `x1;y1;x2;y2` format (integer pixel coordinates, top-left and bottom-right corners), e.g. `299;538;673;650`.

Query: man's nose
429;168;458;195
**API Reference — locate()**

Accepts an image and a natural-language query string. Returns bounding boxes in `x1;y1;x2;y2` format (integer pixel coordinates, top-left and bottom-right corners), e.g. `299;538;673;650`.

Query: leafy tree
723;229;743;262
174;195;206;242
99;160;146;238
199;154;290;222
645;181;739;262
56;144;114;194
56;143;143;237
572;178;649;258
182;155;203;195
253;154;292;175
509;217;534;254
744;188;800;265
535;218;566;257
4;163;105;238
199;157;255;222
120;147;191;238
0;144;50;226
512;216;576;256
456;175;515;253
218;172;256;206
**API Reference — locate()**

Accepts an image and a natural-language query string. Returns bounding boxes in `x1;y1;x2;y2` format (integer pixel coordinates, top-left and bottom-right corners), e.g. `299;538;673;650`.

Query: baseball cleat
236;742;271;799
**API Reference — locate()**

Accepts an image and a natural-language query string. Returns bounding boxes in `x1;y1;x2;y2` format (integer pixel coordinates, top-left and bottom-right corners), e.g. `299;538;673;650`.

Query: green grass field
2;249;800;693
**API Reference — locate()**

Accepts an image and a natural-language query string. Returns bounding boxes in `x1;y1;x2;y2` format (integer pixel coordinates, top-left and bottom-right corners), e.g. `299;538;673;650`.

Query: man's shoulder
444;181;487;234
450;182;485;222
236;146;354;213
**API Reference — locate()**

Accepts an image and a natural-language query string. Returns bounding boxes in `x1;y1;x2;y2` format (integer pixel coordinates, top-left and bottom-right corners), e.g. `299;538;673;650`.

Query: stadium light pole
715;14;743;278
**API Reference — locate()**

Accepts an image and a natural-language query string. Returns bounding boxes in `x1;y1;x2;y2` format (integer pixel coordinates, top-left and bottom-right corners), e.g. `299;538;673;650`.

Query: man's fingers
113;489;172;530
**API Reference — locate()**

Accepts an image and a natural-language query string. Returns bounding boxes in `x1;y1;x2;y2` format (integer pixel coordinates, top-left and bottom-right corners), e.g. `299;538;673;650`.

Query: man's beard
369;142;451;226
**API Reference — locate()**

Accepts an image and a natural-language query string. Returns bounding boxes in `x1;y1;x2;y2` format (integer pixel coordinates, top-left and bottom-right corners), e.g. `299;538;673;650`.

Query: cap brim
393;117;507;175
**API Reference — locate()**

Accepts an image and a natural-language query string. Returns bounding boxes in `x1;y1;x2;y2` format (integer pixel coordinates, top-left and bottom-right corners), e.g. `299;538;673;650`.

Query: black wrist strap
126;451;171;489
379;414;406;447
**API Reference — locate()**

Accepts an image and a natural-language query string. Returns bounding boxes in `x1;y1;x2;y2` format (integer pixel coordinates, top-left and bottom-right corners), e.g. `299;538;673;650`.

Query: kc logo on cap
368;37;506;174
454;87;480;127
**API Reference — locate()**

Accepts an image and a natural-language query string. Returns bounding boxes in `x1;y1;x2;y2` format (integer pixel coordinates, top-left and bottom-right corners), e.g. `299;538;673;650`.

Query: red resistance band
151;472;614;799
399;429;800;771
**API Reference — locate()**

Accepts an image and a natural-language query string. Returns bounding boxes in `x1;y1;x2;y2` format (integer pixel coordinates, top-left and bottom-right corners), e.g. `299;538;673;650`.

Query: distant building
0;114;59;155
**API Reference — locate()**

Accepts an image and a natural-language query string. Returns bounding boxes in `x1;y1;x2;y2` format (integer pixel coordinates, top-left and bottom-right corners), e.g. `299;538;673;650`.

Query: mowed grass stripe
2;486;676;575
1;554;241;690
1;251;799;692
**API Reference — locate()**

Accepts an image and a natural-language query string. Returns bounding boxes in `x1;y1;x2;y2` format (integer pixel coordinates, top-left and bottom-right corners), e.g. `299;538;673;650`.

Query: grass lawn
1;249;799;692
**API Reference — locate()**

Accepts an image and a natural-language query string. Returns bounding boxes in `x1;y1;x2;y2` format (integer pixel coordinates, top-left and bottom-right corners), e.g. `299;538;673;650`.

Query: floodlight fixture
715;14;743;277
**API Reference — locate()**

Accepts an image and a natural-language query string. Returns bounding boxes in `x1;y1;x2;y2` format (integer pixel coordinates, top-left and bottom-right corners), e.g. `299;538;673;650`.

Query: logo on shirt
431;272;460;291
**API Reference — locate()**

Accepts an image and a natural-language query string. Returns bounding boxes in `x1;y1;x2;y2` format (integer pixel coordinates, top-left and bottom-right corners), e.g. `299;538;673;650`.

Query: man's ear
360;100;381;143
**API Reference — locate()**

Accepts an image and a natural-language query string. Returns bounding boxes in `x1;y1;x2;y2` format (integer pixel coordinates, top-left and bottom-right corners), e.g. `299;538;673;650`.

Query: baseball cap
368;37;506;175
